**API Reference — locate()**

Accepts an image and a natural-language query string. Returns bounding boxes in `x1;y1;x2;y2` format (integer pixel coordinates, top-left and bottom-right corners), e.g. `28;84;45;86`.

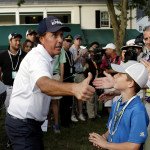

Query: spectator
26;29;37;47
0;33;26;109
70;34;86;122
22;39;34;53
141;25;150;150
60;34;74;128
121;39;143;62
89;61;149;150
84;49;98;120
0;81;6;114
50;42;66;133
89;41;100;51
100;43;121;113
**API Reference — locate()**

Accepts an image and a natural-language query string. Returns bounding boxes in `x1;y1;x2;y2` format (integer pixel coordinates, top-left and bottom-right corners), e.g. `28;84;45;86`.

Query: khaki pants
86;93;98;119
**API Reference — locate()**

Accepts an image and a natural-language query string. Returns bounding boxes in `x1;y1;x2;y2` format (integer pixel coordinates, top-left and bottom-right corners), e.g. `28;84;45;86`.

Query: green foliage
17;0;25;6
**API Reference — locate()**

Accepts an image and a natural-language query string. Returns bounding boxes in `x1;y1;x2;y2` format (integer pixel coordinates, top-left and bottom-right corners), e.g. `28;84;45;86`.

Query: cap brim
111;64;126;74
121;45;142;50
49;26;71;33
102;47;106;49
13;34;22;39
65;38;72;41
29;31;37;35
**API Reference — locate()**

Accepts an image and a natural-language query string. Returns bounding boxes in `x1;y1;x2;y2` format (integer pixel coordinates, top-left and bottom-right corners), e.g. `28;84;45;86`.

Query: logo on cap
51;19;62;26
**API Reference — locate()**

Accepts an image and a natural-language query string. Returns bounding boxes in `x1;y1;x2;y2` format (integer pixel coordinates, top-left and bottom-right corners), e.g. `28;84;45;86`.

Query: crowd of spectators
1;16;150;150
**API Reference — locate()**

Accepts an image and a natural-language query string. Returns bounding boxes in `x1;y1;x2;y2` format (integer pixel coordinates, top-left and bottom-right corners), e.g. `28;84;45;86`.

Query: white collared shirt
8;44;54;121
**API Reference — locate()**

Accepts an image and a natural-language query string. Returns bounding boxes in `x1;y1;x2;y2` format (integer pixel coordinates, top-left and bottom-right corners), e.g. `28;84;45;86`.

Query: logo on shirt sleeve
140;132;145;137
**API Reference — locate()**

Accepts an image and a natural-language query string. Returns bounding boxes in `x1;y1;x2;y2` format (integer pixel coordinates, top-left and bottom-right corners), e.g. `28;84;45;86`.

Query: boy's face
113;73;133;91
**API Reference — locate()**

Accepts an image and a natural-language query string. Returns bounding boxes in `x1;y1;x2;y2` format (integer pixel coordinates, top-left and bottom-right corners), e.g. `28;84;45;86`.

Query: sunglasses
65;40;72;43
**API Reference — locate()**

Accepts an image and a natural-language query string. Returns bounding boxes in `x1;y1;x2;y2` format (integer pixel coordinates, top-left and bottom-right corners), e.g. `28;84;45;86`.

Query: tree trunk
106;0;128;54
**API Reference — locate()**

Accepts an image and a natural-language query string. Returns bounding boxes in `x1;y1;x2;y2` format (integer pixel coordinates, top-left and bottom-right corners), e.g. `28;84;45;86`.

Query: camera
124;46;138;62
93;48;105;64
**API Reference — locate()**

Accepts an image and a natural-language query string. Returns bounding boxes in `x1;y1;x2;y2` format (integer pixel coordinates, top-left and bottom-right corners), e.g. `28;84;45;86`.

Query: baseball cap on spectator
121;39;142;50
103;43;116;50
64;34;73;42
8;33;22;41
80;46;87;49
26;29;37;36
37;16;71;36
74;34;82;40
111;60;148;88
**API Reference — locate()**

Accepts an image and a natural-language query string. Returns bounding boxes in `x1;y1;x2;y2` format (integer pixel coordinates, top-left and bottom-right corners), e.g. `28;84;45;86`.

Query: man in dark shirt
0;33;26;108
60;34;74;127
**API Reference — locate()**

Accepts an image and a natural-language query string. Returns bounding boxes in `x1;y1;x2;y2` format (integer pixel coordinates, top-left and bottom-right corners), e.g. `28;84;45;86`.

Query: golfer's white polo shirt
8;44;54;121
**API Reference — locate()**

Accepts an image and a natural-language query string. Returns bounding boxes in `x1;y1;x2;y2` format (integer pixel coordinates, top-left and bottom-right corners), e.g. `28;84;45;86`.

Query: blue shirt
107;96;149;144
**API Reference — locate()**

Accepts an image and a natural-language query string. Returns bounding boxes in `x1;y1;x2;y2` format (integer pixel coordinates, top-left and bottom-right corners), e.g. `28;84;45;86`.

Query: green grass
0;108;108;150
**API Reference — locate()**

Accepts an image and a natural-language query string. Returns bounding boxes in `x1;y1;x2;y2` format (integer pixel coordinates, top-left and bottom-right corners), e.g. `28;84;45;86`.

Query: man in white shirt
5;16;95;150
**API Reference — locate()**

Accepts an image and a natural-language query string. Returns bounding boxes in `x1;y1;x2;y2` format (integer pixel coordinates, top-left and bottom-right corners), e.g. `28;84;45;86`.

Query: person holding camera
70;35;87;122
121;39;143;62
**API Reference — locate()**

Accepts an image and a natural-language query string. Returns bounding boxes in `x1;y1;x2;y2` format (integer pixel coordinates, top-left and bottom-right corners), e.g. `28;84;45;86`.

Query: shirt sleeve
59;49;66;64
128;109;149;143
28;57;52;91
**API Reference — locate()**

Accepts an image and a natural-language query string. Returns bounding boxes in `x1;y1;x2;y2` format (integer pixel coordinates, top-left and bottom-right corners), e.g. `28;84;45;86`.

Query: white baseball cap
80;46;87;49
103;43;116;50
8;33;22;41
111;60;148;88
121;39;142;50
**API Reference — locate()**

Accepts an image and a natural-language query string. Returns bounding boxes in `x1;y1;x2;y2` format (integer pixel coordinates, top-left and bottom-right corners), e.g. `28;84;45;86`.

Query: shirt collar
37;44;54;63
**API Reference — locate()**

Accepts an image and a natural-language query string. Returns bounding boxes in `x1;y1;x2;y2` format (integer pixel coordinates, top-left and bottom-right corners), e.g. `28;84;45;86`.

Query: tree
106;0;149;54
106;0;128;54
17;0;148;53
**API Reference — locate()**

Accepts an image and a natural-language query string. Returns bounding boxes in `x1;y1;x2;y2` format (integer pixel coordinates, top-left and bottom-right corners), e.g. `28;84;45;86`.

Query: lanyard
65;51;73;67
109;95;137;141
8;50;21;71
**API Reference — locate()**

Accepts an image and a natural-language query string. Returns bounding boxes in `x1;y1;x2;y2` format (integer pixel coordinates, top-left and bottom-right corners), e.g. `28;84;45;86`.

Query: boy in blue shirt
89;61;149;150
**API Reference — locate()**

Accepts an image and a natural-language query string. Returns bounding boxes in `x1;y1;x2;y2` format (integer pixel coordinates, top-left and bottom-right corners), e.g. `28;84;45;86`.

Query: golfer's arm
36;76;78;96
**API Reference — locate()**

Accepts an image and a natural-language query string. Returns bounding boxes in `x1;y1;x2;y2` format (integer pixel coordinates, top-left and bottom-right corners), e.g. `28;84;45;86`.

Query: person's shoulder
69;45;75;51
0;50;8;57
21;50;27;57
130;96;146;111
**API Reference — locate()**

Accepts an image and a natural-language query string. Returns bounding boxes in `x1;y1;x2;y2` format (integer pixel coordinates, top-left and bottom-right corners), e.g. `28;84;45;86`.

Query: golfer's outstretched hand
74;72;95;101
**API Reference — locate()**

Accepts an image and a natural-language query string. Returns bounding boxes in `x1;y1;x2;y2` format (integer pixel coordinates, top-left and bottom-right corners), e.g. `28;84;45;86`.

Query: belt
7;113;44;125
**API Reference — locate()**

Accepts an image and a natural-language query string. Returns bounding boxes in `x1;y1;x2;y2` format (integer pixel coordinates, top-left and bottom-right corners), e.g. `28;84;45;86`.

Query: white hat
126;39;135;46
8;33;22;41
80;46;87;49
111;60;148;88
121;39;142;50
103;43;116;50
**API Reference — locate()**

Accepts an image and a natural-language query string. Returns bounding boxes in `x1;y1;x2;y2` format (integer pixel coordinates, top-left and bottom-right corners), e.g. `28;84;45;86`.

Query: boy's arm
102;130;109;140
92;71;115;89
105;142;140;150
89;132;140;150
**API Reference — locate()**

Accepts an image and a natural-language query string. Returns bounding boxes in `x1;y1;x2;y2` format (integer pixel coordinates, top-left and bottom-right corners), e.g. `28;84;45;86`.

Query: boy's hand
93;71;114;89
